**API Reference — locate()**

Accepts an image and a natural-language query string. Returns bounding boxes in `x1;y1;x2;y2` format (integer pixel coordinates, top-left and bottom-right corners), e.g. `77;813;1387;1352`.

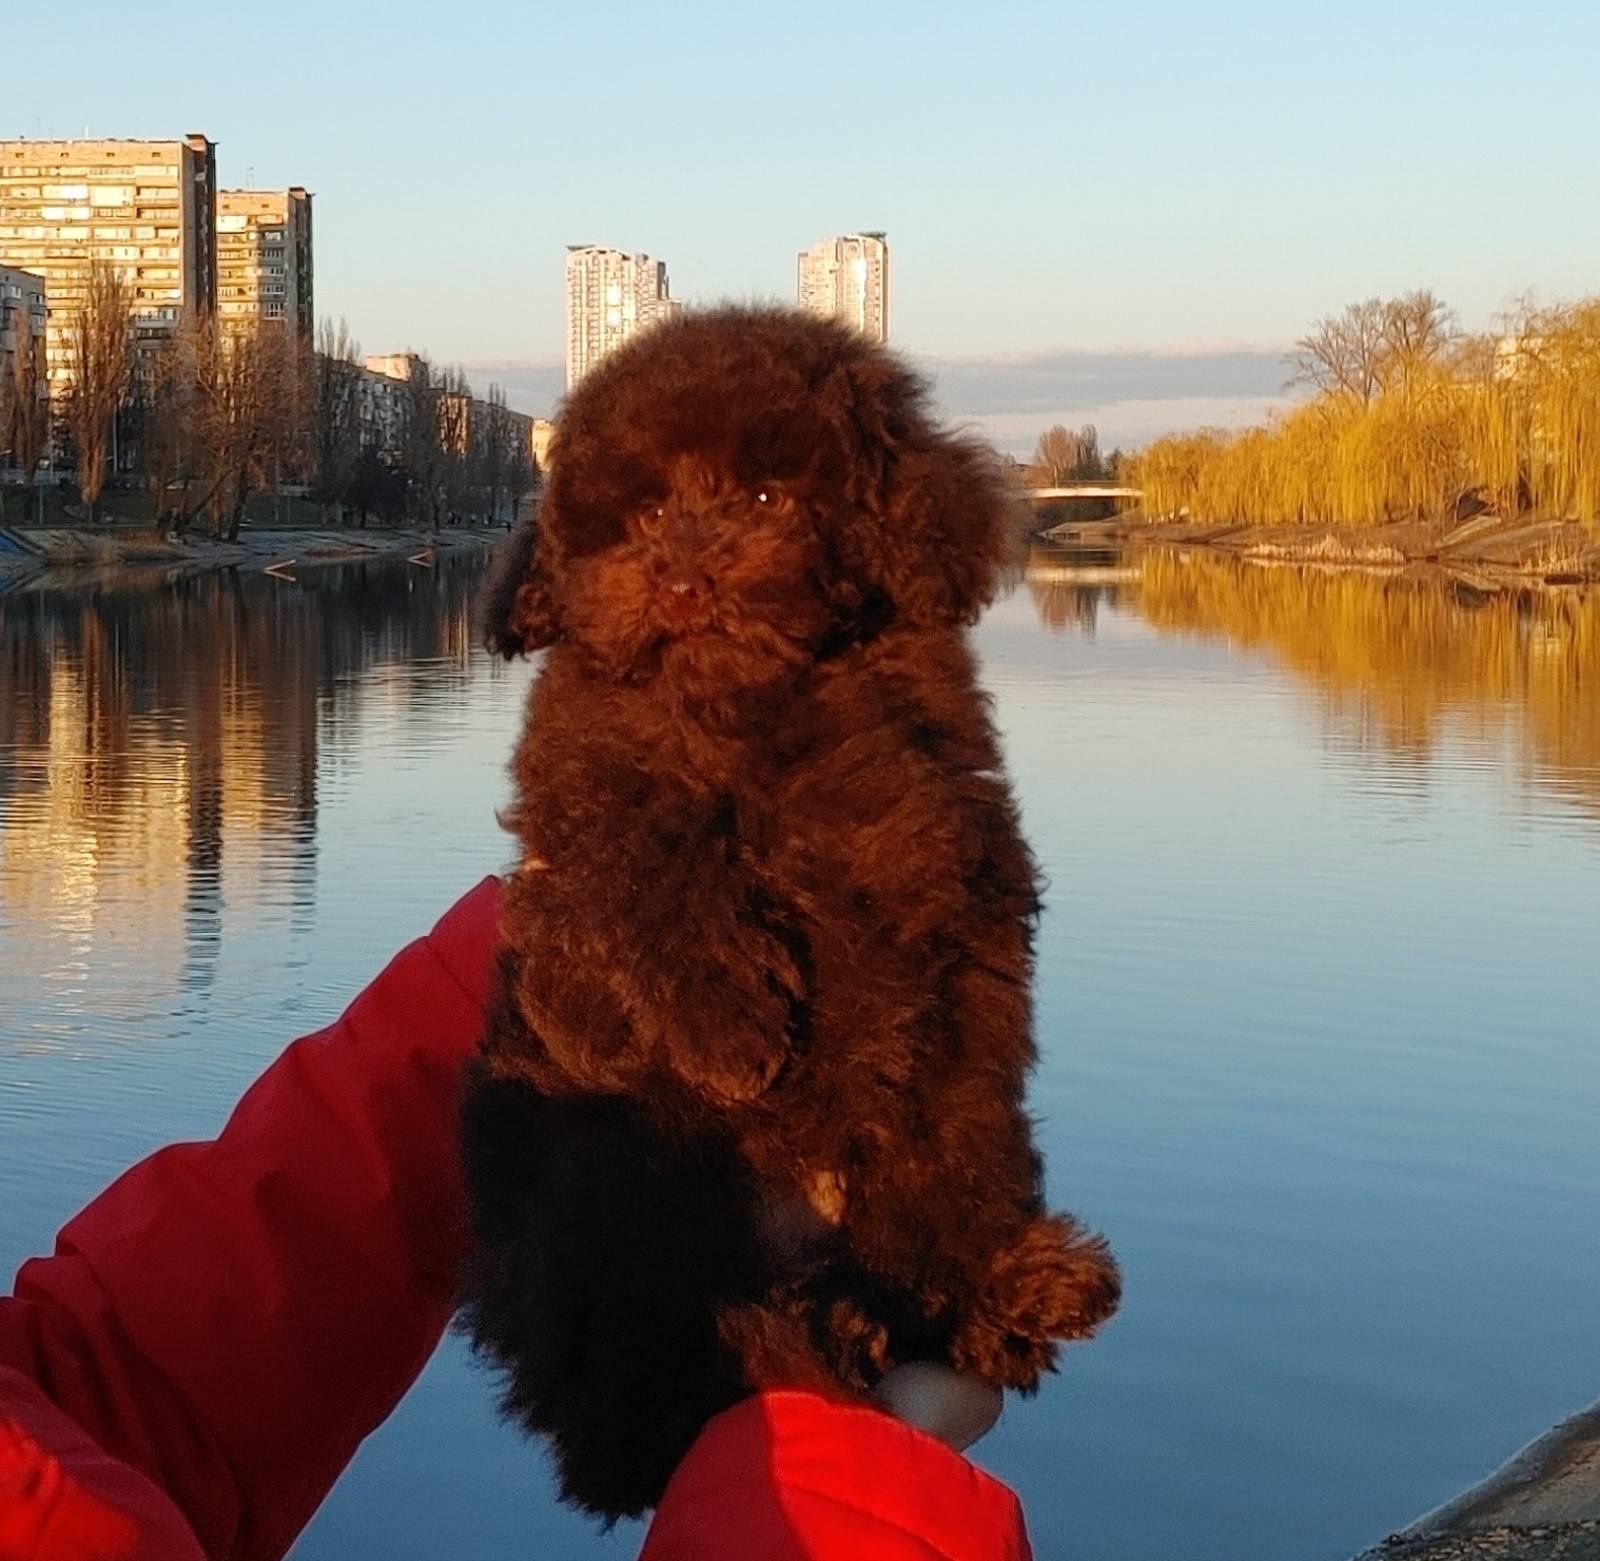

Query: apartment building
797;232;889;343
0;135;217;388
217;188;313;336
0;263;45;369
564;245;679;389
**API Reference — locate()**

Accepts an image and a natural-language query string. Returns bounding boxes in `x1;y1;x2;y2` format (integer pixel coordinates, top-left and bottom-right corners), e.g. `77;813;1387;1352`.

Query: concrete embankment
1356;1399;1600;1561
0;524;502;586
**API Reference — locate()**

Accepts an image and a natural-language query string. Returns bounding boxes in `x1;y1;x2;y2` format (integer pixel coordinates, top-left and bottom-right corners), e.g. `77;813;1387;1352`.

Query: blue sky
15;0;1600;444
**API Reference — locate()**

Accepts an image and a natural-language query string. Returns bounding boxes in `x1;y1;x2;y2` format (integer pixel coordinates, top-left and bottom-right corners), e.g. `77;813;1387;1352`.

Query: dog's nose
661;569;714;606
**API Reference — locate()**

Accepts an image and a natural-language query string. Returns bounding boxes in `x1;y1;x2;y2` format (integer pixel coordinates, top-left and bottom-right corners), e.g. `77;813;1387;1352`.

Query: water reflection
2;549;1598;1561
0;557;487;1040
1026;545;1600;826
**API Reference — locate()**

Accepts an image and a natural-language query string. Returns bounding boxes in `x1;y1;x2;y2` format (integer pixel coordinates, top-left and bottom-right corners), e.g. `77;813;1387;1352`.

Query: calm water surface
2;548;1596;1560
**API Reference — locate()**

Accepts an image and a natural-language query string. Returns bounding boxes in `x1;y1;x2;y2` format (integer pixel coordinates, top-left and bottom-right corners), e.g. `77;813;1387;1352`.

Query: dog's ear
826;356;1009;628
481;513;561;658
873;433;1010;626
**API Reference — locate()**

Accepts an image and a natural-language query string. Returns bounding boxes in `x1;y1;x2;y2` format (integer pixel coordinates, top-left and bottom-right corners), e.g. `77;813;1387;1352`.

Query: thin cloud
465;345;1299;454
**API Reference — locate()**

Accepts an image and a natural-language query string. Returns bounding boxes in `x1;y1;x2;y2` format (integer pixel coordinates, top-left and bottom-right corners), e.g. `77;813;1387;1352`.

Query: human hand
874;1361;1004;1452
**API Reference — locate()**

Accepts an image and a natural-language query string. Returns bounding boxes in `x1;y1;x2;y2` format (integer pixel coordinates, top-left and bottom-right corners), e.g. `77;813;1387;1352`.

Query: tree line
1136;290;1600;528
1;259;536;537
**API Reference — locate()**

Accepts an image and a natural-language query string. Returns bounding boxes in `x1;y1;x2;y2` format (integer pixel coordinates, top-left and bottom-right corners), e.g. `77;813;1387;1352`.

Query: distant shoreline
1042;512;1600;589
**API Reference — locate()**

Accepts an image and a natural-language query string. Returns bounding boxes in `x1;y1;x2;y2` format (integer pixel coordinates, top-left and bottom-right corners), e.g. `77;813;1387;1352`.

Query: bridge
1022;484;1142;501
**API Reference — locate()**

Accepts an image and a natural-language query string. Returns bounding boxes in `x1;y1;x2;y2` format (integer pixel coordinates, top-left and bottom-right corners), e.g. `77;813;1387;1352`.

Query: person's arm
1;875;1032;1561
0;878;502;1561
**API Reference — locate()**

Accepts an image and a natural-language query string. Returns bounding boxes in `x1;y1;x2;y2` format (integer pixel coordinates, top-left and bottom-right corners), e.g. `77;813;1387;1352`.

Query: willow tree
65;261;135;521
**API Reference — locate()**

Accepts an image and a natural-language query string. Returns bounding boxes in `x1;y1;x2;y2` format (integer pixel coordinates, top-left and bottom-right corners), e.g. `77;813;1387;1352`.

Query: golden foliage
1137;297;1600;528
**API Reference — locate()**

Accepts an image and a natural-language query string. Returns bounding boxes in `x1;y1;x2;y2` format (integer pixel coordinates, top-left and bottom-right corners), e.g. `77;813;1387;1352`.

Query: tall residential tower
564;245;679;390
0;135;217;388
797;232;889;344
217;188;313;337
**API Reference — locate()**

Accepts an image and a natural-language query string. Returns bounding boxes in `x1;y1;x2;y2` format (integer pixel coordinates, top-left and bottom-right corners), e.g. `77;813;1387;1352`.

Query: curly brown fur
459;304;1119;1520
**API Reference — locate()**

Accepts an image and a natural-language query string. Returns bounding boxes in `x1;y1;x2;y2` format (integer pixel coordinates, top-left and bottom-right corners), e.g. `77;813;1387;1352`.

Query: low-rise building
0;264;46;469
357;365;407;457
0;263;45;366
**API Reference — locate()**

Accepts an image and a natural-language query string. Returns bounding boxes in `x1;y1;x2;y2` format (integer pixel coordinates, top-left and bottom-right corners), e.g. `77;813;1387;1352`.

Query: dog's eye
754;484;781;506
638;504;667;536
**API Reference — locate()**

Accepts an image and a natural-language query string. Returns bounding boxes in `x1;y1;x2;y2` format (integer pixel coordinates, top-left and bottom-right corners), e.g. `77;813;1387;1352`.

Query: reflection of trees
1135;549;1600;820
0;555;487;976
1024;547;1135;638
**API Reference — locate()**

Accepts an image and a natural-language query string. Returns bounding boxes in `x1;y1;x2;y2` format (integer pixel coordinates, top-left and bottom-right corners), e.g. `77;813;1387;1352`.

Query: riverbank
1355;1398;1600;1561
0;522;504;588
1043;512;1600;588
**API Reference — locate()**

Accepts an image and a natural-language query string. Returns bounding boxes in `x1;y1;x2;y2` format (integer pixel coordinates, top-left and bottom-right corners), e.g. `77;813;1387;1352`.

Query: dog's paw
639;939;800;1105
949;1214;1121;1391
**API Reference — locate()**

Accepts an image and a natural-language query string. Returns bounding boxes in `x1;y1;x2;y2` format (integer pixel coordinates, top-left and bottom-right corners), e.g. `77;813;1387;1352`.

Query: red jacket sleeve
0;878;502;1561
1;877;1033;1561
644;1393;1033;1561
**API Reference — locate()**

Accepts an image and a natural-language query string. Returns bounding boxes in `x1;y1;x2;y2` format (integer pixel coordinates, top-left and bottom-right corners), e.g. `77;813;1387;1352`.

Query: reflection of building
565;245;679;390
0;558;487;998
797;232;889;343
0;135;218;388
217;188;313;337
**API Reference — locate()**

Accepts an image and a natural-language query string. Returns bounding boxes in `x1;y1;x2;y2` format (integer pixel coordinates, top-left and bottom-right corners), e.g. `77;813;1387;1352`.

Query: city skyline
11;0;1596;373
8;0;1600;452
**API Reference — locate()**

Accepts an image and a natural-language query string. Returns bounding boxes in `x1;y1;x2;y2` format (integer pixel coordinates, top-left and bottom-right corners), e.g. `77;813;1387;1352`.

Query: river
1;547;1596;1560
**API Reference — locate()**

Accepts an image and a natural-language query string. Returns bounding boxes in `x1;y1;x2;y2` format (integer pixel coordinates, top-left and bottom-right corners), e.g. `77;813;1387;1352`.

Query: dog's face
484;306;1008;694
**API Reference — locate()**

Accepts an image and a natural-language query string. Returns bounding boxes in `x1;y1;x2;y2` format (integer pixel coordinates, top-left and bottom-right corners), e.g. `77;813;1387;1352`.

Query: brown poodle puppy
462;304;1119;1520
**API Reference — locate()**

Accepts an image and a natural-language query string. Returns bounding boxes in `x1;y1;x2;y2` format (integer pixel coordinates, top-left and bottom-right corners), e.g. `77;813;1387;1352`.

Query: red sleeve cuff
641;1391;1032;1561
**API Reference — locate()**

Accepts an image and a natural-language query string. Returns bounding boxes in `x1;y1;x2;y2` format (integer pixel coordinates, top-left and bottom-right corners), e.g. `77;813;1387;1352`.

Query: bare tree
1291;292;1455;406
437;367;473;523
138;336;199;531
1378;289;1455;400
174;314;293;541
308;319;364;521
399;355;444;525
472;383;516;524
1291;297;1388;405
505;423;536;529
64;261;135;520
1033;422;1105;484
